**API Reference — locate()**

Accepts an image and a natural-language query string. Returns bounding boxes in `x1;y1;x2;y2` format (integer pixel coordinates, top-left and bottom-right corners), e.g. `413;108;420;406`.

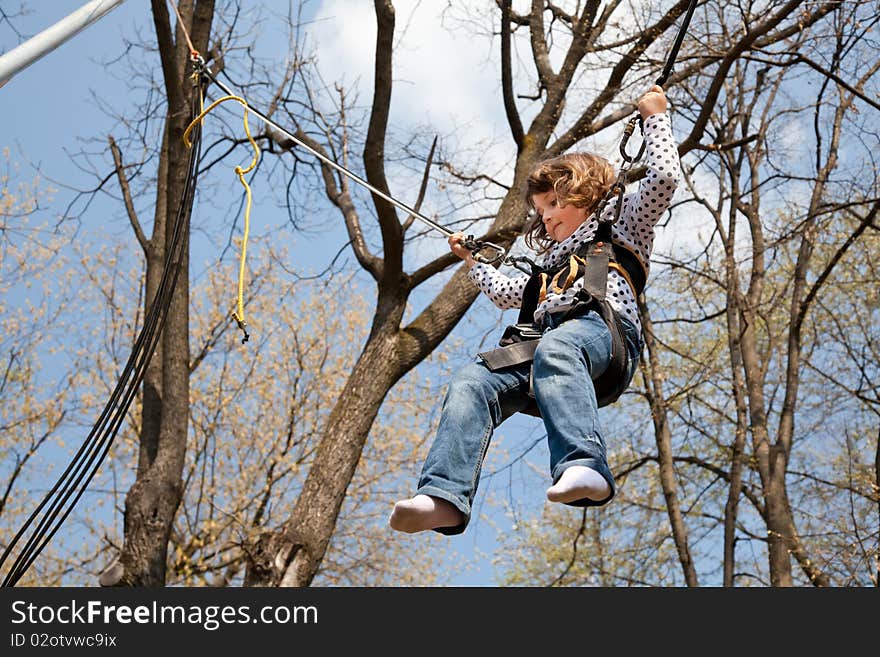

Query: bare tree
0;2;27;44
639;0;880;586
476;0;879;587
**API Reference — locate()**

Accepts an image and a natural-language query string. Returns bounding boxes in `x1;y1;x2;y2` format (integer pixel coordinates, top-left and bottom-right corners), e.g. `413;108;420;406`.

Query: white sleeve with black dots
608;112;681;276
467;263;529;310
535;113;680;330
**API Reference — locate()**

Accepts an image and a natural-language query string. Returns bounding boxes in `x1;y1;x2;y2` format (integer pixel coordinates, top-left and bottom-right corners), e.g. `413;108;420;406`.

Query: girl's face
531;190;588;243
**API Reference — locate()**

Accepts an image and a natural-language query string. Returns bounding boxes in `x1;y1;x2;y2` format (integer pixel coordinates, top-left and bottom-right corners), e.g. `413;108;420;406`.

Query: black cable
0;77;205;587
656;0;700;87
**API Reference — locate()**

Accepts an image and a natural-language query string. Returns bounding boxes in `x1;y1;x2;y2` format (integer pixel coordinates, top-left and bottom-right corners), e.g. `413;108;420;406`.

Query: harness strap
581;245;611;300
550;255;580;294
537;273;549;304
483;226;644;414
610;242;646;297
478;339;539;371
477;297;631;413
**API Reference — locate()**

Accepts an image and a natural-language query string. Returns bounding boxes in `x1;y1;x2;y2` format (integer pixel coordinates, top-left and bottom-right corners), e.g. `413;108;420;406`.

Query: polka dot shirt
468;112;680;333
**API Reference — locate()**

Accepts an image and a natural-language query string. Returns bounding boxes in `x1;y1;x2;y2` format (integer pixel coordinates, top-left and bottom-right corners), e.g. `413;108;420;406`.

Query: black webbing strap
567;296;630;408
656;0;700;87
478;295;630;411
478;339;539;371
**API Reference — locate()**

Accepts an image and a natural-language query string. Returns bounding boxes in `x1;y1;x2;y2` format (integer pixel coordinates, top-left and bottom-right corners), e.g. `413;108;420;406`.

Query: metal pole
0;0;126;88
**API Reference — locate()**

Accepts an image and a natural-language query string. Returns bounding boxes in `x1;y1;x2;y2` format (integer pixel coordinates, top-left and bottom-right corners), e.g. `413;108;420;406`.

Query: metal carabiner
463;236;506;265
619;115;646;163
503;254;541;276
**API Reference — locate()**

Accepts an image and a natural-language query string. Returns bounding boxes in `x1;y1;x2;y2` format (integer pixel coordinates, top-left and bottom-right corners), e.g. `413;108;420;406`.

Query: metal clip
503;255;541;275
463;236;506;265
619;115;646;163
232;314;250;344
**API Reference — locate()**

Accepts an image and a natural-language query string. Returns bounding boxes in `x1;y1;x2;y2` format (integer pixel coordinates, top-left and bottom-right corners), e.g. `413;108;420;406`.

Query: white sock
389;494;463;534
546;466;611;504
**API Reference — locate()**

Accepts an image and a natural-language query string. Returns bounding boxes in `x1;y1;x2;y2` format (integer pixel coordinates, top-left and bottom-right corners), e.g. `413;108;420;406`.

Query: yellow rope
184;95;261;343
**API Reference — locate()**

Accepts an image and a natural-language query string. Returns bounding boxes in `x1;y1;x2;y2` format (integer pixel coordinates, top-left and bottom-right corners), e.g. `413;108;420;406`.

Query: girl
390;85;680;535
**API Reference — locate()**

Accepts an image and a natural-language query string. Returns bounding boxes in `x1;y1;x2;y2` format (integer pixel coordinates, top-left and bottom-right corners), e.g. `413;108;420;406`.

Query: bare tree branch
267;126;382;280
552;0;697;155
677;0;822;154
500;0;525;151
401;136;437;233
529;0;554;89
108;136;149;255
364;0;403;278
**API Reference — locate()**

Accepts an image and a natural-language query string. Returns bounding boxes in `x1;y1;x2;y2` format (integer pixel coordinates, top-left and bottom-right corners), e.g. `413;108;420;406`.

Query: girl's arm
448;232;529;310
468;263;529;310
606;86;681;251
606;87;680;268
635;113;680;226
630;86;681;228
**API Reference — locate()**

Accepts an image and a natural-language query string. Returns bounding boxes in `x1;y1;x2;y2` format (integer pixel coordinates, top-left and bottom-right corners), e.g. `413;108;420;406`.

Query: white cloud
307;2;516;268
310;1;503;144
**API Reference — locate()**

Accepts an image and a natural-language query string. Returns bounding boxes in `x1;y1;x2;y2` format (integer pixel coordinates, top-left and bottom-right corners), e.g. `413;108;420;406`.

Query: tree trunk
113;0;214;587
640;300;698;586
719;112;752;587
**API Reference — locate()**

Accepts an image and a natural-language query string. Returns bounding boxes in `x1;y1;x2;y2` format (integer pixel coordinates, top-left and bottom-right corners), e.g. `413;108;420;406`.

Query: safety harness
478;219;645;415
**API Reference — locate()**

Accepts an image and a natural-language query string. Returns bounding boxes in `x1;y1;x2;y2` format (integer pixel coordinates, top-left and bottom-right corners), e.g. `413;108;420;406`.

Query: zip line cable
0;74;206;588
194;0;700;273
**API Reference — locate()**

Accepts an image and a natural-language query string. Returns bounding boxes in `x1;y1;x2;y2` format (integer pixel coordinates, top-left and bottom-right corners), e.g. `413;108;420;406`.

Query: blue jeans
415;309;642;535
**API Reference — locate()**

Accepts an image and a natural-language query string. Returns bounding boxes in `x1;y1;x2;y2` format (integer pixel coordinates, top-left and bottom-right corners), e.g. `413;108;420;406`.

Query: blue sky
8;0;845;590
2;2;139;186
6;0;873;590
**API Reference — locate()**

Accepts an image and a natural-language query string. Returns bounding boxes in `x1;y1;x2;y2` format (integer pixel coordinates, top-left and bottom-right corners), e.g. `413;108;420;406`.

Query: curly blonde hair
523;152;616;253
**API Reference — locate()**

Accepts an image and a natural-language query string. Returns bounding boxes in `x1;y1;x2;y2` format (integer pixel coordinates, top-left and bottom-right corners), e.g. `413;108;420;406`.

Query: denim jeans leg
532;311;618;506
416;359;531;535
